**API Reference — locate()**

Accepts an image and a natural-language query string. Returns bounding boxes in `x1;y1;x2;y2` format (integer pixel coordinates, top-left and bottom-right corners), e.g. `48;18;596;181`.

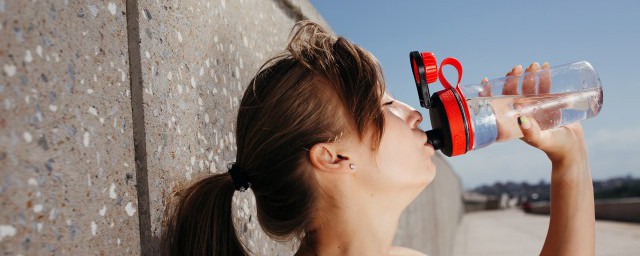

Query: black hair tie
228;163;251;192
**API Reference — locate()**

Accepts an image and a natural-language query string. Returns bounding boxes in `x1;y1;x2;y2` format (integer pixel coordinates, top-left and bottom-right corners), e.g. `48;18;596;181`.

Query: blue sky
309;0;640;188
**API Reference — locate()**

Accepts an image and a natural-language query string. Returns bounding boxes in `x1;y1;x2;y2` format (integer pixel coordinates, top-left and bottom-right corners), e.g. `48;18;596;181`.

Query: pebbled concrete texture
0;0;140;255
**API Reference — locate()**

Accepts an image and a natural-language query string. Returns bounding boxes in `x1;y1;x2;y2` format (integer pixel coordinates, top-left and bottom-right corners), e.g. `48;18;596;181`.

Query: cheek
373;123;425;184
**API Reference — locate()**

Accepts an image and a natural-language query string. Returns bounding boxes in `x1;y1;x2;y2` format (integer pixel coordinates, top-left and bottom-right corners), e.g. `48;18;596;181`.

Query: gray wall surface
526;198;640;223
1;0;463;255
0;0;140;255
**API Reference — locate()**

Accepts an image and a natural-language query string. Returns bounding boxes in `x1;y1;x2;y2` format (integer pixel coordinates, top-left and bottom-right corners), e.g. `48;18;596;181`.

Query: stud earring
349;163;356;170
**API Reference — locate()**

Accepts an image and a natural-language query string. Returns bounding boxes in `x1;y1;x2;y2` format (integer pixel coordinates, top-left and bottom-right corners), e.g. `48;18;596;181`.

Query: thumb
518;116;587;159
518;115;545;149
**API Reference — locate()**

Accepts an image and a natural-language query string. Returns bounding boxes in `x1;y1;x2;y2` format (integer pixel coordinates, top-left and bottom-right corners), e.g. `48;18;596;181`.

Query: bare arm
518;119;595;256
510;62;595;256
542;147;595;256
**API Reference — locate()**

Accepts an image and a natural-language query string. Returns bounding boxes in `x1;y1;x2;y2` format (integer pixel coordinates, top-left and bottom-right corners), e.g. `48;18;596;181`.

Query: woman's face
351;92;436;199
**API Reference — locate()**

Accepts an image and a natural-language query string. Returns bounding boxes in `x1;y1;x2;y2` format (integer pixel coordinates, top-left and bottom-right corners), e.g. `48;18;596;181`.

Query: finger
522;62;539;95
479;77;492;97
502;65;522;95
538;62;551;94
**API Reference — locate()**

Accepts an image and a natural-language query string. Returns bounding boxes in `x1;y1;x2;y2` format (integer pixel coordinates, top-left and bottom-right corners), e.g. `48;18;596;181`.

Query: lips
423;132;429;146
424;140;435;155
424;143;434;149
423;132;435;153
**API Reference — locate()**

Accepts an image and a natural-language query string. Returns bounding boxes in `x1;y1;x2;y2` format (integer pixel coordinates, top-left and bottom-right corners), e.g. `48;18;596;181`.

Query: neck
301;192;404;256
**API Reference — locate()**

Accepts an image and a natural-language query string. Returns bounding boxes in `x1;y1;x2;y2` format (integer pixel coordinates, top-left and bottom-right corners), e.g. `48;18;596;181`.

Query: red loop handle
436;56;475;153
437;57;463;90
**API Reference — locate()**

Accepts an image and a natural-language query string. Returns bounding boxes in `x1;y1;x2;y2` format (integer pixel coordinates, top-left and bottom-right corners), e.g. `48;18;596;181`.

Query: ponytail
162;20;386;255
162;173;249;256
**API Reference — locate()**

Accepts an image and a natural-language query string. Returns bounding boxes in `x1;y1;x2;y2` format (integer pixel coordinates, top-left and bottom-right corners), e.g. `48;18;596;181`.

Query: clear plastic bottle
409;51;603;157
463;61;603;150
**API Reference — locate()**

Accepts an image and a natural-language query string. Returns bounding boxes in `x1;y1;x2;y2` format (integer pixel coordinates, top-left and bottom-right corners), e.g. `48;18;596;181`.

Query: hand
519;114;587;164
513;62;587;163
481;62;588;163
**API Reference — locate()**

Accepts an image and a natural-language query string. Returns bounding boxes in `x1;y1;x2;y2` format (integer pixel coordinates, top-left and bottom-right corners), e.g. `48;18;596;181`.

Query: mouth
424;142;435;157
423;132;435;153
424;142;434;149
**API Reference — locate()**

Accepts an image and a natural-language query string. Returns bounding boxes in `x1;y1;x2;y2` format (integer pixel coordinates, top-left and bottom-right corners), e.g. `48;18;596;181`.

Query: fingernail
527;63;535;71
518;116;531;129
542;62;550;69
532;62;539;69
515;65;523;72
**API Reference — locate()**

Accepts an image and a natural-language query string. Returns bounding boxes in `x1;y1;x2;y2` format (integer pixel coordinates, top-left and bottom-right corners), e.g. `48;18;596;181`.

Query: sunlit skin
296;62;594;256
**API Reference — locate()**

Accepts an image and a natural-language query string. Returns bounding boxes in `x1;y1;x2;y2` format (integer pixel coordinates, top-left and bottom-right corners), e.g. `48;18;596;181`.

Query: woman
162;21;595;256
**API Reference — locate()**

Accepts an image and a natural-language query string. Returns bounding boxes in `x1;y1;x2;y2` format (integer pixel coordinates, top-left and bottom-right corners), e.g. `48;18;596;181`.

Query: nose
408;109;423;129
394;100;424;129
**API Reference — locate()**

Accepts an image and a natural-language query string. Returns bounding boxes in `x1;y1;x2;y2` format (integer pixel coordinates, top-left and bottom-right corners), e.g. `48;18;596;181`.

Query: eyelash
383;101;395;106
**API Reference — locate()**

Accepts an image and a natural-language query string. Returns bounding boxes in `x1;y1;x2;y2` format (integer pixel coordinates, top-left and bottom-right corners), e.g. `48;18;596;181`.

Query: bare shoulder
388;246;428;256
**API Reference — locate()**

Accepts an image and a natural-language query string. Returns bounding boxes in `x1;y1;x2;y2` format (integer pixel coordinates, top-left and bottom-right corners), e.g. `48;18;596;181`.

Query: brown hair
161;20;386;255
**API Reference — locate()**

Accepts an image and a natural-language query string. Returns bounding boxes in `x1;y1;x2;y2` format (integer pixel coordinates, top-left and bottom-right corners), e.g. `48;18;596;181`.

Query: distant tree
472;175;640;201
595;179;640;199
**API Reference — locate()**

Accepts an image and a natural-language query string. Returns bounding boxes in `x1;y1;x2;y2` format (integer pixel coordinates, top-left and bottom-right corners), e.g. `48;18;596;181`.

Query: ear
308;143;353;174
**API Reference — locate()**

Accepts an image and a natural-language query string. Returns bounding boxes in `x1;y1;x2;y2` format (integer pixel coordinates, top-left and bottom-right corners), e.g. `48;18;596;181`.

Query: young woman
162;21;595;256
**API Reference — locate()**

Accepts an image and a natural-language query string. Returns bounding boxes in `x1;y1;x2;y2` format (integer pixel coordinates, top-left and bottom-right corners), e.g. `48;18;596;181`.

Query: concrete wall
594;198;640;223
526;198;640;223
1;0;463;255
0;0;140;255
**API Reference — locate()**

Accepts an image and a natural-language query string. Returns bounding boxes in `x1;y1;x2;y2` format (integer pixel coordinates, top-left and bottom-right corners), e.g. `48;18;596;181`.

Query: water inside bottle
468;87;603;150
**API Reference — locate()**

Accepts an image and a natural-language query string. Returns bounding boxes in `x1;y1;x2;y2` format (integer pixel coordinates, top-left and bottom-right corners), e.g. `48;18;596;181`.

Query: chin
405;170;435;205
421;162;437;187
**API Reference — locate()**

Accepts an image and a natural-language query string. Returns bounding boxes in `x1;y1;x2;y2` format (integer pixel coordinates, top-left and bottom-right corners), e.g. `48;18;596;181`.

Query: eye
383;100;395;106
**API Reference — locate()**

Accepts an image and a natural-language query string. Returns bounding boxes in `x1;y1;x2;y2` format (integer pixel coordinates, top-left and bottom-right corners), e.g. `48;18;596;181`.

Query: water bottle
409;51;603;157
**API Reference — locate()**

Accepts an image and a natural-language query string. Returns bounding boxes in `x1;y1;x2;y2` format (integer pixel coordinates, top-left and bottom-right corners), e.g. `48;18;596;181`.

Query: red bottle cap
421;52;438;84
411;52;438;85
410;51;439;109
410;52;475;156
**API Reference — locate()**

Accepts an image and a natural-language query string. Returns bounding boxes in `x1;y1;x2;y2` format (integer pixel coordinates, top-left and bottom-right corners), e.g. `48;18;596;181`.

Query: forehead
383;91;395;99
